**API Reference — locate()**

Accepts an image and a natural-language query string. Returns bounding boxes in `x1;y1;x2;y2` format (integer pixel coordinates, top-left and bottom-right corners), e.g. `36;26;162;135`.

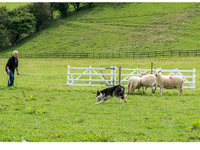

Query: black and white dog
94;85;127;104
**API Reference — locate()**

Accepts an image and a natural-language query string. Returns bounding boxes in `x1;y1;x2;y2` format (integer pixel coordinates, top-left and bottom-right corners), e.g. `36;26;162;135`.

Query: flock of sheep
128;70;184;96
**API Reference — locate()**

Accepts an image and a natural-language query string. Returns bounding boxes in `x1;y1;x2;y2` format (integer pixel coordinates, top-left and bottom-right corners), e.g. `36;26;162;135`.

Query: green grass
0;57;199;142
0;2;30;10
1;3;200;54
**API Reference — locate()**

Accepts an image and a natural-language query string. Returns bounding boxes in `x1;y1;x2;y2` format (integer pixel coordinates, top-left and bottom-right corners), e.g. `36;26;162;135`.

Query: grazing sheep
128;72;148;94
140;74;157;94
155;70;184;96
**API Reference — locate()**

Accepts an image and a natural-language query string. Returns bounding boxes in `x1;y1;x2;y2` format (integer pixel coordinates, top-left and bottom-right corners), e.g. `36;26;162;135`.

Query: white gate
67;65;196;89
67;65;114;86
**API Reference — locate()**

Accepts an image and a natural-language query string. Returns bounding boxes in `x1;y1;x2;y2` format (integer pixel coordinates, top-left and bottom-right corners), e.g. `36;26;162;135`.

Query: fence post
151;62;153;74
89;65;91;86
193;68;196;88
119;66;121;85
114;66;117;85
67;65;70;85
111;66;113;86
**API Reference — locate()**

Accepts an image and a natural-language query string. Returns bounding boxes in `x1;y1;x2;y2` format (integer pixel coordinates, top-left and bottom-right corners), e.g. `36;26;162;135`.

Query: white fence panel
67;65;196;89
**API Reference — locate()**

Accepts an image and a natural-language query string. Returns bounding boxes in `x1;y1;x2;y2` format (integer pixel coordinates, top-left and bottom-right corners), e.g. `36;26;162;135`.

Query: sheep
140;74;157;94
128;72;148;94
154;70;184;96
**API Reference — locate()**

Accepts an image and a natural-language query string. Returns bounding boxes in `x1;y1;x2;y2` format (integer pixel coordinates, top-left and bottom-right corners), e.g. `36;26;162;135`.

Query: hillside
1;2;200;54
0;2;30;10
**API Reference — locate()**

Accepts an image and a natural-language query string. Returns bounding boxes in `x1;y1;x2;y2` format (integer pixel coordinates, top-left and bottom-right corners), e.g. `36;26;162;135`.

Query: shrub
29;3;53;31
0;6;8;48
50;3;69;18
6;5;36;44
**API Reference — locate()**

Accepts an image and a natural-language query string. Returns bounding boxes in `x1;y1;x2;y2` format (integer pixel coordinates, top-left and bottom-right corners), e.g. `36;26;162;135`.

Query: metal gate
67;65;196;89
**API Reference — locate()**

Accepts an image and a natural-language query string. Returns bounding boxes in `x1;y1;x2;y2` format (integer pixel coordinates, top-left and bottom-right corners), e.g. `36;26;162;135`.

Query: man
5;51;20;87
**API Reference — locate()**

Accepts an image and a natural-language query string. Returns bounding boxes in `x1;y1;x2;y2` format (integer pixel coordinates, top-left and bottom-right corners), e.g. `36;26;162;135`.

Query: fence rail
1;49;200;59
67;65;196;89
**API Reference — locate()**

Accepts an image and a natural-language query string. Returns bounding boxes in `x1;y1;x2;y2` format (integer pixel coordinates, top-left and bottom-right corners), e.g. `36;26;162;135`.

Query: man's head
13;51;18;58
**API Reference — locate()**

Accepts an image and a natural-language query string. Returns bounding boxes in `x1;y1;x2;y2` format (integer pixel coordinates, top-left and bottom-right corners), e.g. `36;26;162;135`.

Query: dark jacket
5;56;18;73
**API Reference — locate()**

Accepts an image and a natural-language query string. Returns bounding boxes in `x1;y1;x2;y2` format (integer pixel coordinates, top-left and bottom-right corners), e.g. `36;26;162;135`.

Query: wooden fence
1;50;200;59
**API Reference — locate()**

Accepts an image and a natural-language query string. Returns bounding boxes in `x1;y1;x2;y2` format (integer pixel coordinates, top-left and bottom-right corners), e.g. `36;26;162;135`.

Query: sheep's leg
143;87;147;94
178;89;182;96
131;88;135;94
128;86;130;94
160;87;163;96
153;87;157;94
142;86;144;94
151;87;154;94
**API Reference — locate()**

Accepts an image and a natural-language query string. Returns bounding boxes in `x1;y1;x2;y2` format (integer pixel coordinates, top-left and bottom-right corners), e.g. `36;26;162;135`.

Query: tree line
0;2;93;49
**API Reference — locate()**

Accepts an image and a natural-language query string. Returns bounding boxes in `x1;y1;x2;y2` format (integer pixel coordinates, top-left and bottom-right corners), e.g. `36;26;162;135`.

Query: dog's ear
97;90;100;94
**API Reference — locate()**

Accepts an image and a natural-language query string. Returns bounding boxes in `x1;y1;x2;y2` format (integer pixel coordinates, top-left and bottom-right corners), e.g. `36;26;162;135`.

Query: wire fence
1;49;200;59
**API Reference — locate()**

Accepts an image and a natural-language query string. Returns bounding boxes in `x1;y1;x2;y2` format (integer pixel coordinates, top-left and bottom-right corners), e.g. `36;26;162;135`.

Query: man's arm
6;67;10;73
16;67;19;75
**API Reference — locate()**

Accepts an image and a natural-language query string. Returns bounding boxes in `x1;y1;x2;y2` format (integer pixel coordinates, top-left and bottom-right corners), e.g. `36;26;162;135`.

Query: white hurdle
67;65;196;89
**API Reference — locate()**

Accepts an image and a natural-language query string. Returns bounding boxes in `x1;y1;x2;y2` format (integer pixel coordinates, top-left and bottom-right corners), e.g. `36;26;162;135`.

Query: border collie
94;85;127;104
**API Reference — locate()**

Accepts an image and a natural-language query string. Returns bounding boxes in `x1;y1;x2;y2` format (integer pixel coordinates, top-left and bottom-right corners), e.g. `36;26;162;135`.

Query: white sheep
140;74;157;94
128;72;148;94
155;70;184;96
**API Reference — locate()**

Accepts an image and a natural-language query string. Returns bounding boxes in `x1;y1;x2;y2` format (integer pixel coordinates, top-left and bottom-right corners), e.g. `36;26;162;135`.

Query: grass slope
1;3;200;54
0;57;199;142
0;2;30;10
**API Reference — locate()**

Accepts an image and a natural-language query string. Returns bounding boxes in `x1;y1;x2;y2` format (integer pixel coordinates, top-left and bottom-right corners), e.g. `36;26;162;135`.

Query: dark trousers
7;70;14;87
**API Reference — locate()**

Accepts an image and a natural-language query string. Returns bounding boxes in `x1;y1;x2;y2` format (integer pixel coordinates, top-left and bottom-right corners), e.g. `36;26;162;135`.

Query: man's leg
8;71;14;87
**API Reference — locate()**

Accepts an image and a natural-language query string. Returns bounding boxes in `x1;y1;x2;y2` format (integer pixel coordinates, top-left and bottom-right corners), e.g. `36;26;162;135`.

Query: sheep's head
139;71;148;77
155;70;161;77
142;71;148;76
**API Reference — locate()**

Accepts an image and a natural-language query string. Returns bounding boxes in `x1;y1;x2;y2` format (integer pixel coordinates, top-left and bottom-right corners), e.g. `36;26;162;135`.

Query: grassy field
0;57;199;142
0;2;30;10
1;3;200;54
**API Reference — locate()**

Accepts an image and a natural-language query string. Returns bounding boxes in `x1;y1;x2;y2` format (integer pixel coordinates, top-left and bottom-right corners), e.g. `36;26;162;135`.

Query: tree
6;5;36;44
71;3;80;11
29;3;53;31
0;6;8;48
50;3;69;18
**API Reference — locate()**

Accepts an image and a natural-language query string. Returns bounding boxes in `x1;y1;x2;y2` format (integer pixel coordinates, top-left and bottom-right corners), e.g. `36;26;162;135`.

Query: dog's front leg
124;94;127;103
120;98;122;104
93;99;105;105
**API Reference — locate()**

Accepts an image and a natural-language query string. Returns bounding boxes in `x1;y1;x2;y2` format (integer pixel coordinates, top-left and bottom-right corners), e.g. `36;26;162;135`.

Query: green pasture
1;3;200;54
0;57;199;142
0;2;30;10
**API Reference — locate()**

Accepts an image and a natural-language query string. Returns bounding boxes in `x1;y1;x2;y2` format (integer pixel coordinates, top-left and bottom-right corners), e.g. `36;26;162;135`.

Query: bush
6;5;36;44
0;6;8;48
70;3;80;11
29;3;53;31
51;3;69;18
